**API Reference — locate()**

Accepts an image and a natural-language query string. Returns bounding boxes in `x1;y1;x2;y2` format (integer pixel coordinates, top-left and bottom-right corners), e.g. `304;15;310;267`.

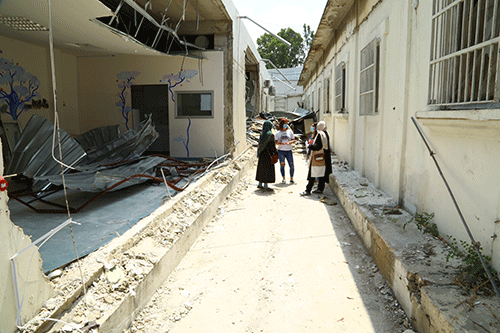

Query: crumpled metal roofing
8;114;160;192
76;115;159;167
36;156;166;192
7;114;87;180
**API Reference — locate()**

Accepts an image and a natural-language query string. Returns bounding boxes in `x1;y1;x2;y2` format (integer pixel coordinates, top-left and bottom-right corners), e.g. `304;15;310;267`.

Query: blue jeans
278;150;294;178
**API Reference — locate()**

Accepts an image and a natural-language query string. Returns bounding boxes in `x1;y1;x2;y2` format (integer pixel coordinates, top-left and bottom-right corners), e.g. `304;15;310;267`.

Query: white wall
78;52;225;158
224;0;272;156
302;0;500;271
0;140;55;333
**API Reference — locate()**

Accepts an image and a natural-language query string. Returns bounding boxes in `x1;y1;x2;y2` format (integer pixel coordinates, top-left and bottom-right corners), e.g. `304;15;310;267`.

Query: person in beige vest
300;121;332;196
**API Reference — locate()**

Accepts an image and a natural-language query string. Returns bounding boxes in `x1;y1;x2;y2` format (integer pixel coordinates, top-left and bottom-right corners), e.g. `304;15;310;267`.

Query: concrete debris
246;117;308;153
319;196;337;205
47;269;63;279
382;207;402;215
105;266;124;284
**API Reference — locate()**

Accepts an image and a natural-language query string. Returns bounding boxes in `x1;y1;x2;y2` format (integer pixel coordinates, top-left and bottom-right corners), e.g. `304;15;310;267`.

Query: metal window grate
360;39;379;115
429;0;500;105
0;17;48;31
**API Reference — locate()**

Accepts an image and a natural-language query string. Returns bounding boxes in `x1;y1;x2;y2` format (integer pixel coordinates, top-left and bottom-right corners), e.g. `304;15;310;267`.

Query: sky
230;0;326;44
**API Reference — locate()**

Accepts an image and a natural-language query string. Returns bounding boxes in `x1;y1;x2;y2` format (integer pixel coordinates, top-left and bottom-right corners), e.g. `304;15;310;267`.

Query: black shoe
312;189;323;194
300;191;311;196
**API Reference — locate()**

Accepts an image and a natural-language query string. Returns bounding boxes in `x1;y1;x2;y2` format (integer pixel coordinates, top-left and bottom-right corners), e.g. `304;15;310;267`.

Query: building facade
300;0;500;273
0;0;270;331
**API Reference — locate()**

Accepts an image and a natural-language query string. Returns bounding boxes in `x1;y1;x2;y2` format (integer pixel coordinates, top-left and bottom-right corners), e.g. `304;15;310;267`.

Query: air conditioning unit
269;86;276;96
263;79;271;88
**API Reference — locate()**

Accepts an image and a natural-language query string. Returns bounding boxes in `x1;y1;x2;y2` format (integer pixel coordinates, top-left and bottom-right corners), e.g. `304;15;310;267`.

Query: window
335;62;347;113
429;0;500;106
176;91;213;118
324;77;331;113
359;39;380;115
317;87;321;112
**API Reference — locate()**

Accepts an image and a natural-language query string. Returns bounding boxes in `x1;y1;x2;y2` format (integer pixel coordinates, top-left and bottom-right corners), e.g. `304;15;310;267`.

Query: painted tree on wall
0;58;41;121
160;69;198;102
160;69;198;157
173;118;191;157
116;70;140;130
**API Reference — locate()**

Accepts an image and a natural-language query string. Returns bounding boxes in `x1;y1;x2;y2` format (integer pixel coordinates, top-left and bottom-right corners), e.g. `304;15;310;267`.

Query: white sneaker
282;179;286;184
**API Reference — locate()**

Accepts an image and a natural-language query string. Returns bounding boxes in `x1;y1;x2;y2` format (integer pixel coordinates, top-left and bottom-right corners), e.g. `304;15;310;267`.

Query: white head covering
317;121;326;131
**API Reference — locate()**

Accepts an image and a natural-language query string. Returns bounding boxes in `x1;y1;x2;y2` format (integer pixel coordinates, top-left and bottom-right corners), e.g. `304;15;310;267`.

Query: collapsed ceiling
0;0;232;57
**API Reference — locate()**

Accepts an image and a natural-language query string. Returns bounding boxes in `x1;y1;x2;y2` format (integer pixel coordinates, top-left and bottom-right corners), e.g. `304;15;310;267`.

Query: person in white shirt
274;118;296;184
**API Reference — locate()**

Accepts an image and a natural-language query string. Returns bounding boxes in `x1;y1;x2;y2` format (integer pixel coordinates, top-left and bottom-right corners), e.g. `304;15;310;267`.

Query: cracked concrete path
126;153;411;333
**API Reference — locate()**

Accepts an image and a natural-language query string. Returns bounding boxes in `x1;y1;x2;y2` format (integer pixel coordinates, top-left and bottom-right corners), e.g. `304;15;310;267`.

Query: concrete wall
302;0;500;271
0;139;55;333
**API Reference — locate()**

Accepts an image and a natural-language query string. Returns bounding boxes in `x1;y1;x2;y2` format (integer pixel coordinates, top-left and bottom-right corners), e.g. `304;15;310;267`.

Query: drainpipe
398;0;414;205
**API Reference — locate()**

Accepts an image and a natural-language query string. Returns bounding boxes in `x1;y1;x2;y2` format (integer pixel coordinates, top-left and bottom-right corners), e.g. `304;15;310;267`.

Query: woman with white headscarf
300;121;332;196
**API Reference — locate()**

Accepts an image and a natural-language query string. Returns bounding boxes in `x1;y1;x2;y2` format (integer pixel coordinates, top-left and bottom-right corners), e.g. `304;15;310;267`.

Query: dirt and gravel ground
125;153;413;333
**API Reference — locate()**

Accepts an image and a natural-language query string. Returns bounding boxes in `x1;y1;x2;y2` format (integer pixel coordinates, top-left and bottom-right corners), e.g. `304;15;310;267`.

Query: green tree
257;28;304;69
302;24;314;50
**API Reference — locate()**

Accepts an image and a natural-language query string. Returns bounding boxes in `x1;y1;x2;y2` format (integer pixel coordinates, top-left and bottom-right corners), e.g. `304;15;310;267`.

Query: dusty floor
125;154;413;333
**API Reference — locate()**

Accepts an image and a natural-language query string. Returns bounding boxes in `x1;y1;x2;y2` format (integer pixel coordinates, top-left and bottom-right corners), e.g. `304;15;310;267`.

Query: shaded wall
302;0;500;271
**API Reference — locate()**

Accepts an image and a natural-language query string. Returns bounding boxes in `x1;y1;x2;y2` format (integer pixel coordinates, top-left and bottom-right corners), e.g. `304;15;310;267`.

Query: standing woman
256;120;277;191
275;118;296;184
300;121;332;195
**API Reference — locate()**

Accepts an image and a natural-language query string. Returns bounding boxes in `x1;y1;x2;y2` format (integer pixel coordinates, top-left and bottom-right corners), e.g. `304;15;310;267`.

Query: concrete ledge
329;164;500;333
22;150;256;333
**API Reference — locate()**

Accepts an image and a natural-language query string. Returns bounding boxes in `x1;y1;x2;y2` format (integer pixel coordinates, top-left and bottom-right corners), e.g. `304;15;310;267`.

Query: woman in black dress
255;120;277;191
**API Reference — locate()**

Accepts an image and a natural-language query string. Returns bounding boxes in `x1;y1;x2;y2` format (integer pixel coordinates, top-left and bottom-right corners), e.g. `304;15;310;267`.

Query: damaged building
299;0;500;325
0;0;275;331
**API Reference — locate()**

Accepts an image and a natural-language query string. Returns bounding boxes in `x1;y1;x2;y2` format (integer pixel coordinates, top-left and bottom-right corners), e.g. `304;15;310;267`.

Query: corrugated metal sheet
7;114;87;179
77;115;159;166
36;156;166;192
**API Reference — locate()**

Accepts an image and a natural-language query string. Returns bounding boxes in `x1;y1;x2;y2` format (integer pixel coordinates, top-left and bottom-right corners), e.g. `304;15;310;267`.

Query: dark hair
278;118;288;130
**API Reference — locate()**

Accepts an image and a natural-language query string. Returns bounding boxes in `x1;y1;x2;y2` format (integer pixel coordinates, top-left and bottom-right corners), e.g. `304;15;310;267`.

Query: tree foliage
302;24;314;50
257;25;315;69
257;28;304;69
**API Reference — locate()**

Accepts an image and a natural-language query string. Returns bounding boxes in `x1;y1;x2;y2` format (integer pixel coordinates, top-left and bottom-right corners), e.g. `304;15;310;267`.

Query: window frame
428;0;500;108
175;91;214;119
324;76;331;114
335;61;347;113
359;38;380;116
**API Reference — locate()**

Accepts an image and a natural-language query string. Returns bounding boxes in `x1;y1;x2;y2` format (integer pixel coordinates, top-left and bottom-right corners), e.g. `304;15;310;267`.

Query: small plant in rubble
403;212;439;238
446;236;498;294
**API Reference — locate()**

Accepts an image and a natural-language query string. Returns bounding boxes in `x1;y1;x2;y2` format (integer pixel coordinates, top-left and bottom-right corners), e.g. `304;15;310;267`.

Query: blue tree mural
0;58;41;121
173;118;192;157
160;69;198;102
116;70;140;130
160;69;198;157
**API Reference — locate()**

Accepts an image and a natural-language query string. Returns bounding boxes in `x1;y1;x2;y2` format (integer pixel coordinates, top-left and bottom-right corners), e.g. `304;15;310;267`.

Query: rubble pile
246;117;308;154
20;148;255;333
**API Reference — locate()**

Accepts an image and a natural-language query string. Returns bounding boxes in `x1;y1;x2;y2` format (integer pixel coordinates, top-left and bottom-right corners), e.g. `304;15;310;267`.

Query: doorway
131;84;170;154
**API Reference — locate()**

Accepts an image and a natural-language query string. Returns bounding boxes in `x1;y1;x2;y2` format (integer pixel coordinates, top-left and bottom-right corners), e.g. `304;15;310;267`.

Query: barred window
360;39;380;115
335;62;346;113
429;0;500;106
